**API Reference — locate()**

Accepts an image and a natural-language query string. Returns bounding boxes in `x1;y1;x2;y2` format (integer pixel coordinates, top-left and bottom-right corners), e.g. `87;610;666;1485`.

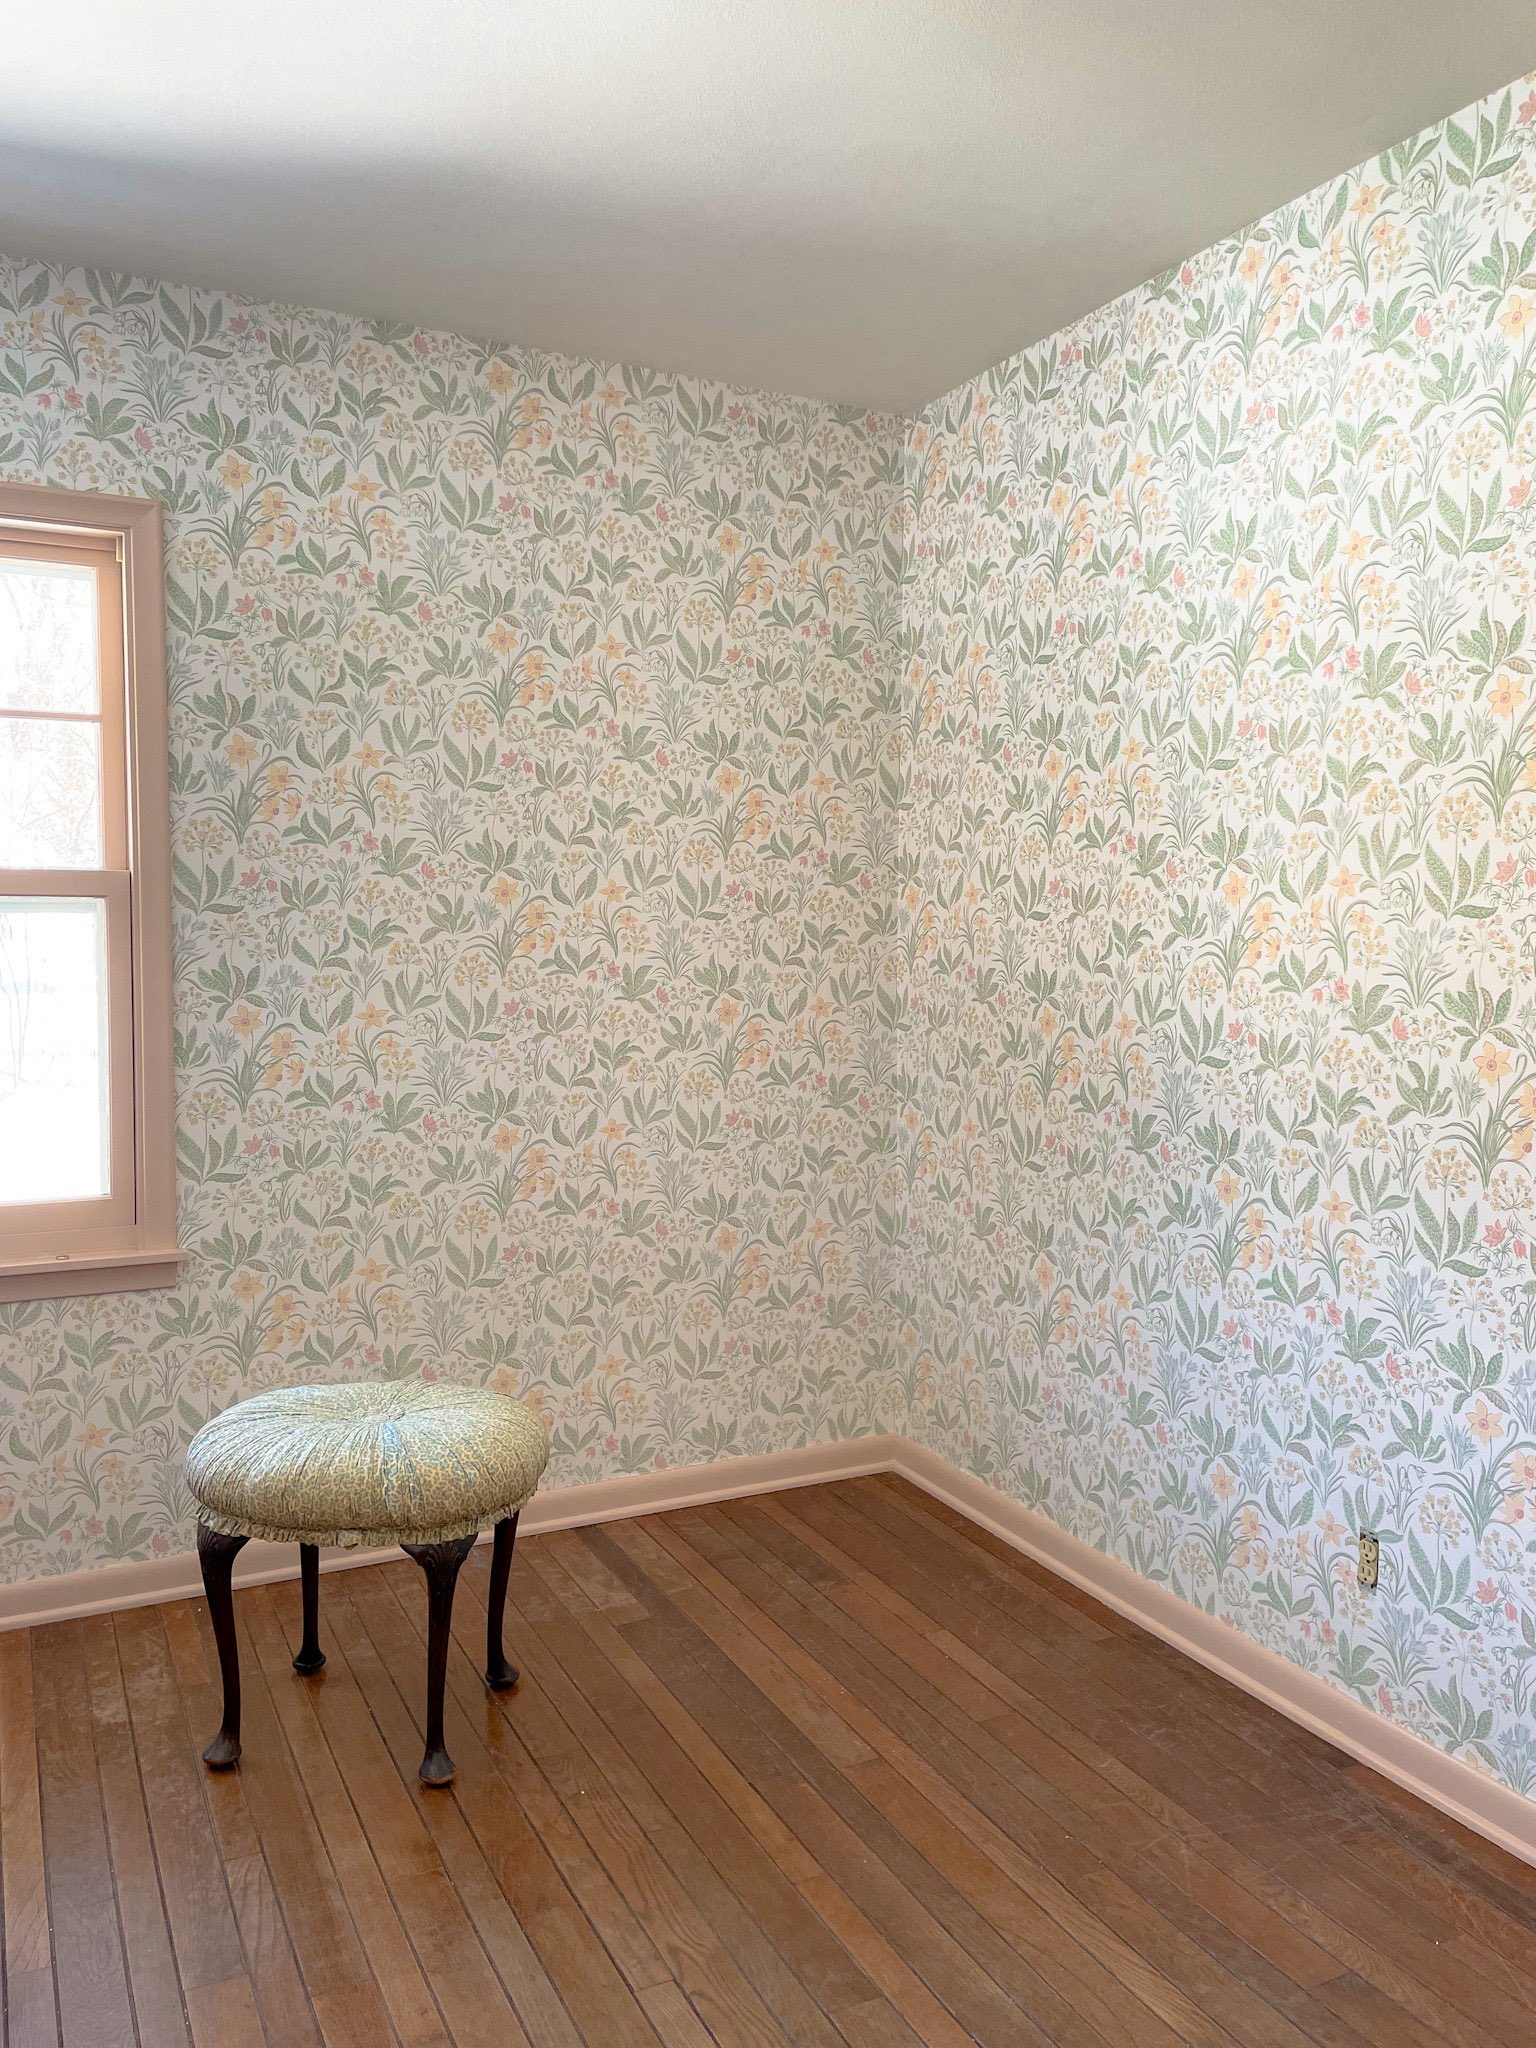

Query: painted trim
3;1426;1533;1871
887;1438;1536;1874
0;1434;902;1633
0;483;180;1304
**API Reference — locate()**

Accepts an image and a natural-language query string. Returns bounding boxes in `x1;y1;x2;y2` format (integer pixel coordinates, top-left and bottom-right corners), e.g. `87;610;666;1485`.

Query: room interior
3;4;1536;2043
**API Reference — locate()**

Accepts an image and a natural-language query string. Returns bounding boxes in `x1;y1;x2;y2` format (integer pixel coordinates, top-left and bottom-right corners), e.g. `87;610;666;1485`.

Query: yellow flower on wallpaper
1489;673;1526;717
1474;1042;1513;1084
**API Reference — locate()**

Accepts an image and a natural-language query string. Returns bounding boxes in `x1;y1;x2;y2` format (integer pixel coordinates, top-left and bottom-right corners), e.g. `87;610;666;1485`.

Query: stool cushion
186;1382;549;1548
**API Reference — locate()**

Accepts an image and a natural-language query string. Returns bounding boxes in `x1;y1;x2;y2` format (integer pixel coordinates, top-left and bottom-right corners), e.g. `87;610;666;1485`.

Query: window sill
0;1247;189;1303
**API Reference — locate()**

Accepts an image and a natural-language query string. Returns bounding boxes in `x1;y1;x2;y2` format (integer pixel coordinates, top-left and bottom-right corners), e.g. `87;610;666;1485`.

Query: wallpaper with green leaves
894;76;1536;1790
0;265;904;1579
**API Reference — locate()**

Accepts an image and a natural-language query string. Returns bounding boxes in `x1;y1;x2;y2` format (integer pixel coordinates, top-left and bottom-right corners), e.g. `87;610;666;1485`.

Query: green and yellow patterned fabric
185;1383;549;1548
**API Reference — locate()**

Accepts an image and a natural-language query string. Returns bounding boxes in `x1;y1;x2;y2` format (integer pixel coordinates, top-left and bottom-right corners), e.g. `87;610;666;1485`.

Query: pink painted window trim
0;484;184;1301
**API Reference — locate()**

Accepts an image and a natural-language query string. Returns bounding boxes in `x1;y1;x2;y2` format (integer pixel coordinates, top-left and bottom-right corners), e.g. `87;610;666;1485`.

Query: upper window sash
0;527;126;873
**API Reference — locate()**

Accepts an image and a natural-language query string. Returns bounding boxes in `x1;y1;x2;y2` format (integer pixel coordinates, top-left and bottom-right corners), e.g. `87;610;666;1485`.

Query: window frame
0;483;182;1301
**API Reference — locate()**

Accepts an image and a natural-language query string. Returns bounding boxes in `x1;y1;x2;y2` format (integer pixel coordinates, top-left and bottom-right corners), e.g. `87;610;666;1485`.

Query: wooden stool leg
485;1513;520;1690
198;1523;249;1768
293;1542;325;1674
402;1534;475;1785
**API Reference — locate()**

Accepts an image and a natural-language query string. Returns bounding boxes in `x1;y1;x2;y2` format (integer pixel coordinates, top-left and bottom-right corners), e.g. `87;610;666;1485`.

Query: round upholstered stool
186;1383;548;1785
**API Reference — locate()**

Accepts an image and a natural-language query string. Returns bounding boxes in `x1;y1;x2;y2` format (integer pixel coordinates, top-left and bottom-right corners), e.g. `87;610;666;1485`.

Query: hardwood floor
5;1476;1536;2047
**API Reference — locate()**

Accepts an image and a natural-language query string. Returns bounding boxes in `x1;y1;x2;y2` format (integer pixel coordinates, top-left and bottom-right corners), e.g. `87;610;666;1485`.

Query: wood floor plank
794;1871;994;2048
584;1612;877;2016
79;1616;191;2048
415;1564;674;1999
633;1983;716;2048
182;1977;265;2048
0;1629;58;2048
519;1543;821;1887
6;1479;1536;2047
30;1620;137;2048
153;1602;321;2048
4;1970;62;2048
212;1700;394;2048
894;1485;1536;2044
630;1515;1196;2023
833;1998;929;2048
842;1481;1361;1827
112;1606;249;2000
494;1545;886;2046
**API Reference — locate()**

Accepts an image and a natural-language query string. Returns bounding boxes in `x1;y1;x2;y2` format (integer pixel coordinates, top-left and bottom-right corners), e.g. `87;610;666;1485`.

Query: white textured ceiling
0;2;1532;412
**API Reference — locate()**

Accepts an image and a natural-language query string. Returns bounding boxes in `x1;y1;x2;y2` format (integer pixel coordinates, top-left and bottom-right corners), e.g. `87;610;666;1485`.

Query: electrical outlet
1357;1531;1380;1590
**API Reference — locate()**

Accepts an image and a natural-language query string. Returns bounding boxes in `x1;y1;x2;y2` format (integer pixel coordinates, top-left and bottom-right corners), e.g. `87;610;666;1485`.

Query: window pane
0;896;111;1205
0;556;99;713
0;715;102;867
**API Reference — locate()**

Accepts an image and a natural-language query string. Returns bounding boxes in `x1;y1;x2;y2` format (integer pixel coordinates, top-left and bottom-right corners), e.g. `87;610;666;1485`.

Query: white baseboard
0;1433;902;1635
4;1426;1533;1870
888;1439;1536;1873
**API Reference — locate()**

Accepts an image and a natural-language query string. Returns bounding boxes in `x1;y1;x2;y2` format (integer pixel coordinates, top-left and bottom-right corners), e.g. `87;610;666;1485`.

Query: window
0;484;181;1300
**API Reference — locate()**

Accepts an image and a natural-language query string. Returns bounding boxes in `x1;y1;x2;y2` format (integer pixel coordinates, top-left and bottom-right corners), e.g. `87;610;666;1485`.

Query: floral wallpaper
894;75;1536;1792
0;260;904;1581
